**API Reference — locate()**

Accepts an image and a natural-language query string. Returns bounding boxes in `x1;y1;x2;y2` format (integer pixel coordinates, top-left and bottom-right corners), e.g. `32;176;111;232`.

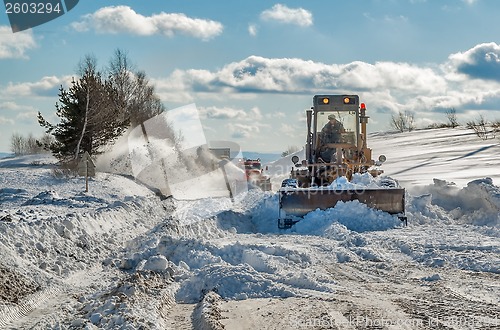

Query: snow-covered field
0;127;499;329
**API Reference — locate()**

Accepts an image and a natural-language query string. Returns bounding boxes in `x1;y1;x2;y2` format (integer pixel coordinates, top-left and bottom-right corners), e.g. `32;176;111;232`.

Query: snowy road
158;198;500;330
1;183;499;329
1;128;500;329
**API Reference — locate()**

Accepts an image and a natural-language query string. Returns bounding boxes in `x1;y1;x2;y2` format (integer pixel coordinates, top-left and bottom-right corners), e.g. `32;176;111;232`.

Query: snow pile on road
297;200;402;233
408;177;500;227
325;173;400;190
0;155;177;328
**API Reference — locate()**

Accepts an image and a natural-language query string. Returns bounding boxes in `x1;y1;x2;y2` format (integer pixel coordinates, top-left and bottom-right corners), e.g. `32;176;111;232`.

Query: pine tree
37;56;128;162
37;50;170;164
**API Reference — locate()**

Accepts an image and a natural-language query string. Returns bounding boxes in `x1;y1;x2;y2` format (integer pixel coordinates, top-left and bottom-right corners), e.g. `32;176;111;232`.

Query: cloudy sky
1;0;500;153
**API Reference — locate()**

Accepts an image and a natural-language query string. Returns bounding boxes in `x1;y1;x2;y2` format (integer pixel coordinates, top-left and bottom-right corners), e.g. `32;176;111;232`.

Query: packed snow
0;127;499;329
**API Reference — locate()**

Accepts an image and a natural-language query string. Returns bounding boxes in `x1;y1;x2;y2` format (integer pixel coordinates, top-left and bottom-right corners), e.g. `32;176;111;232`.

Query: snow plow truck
278;95;406;229
240;158;272;191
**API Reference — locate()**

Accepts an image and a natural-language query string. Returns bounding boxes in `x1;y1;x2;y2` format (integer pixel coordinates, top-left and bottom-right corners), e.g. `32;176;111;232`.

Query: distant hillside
260;127;500;190
369;127;500;188
0;152;13;159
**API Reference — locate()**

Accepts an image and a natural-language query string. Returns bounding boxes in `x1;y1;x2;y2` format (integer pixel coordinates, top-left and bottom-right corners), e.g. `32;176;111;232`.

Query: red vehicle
240;158;272;191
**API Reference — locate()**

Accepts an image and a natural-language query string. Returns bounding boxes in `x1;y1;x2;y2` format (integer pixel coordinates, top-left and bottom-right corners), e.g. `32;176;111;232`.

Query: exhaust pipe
306;108;313;163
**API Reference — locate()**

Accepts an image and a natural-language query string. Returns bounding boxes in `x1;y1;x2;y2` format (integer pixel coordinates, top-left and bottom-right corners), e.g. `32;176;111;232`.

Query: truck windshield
244;162;261;170
317;111;357;146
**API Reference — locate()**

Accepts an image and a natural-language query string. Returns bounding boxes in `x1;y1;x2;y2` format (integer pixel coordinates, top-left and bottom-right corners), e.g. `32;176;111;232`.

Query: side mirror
291;155;299;164
378;155;387;163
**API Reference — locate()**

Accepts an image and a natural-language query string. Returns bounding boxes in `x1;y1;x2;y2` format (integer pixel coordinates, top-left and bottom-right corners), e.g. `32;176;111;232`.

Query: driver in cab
321;114;345;144
318;114;345;162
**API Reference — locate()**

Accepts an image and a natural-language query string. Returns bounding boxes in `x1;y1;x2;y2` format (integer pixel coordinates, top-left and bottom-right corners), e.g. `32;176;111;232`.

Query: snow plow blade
278;188;406;228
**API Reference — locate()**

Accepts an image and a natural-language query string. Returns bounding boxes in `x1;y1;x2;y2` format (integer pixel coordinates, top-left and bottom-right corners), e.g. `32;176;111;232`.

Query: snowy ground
0;127;499;329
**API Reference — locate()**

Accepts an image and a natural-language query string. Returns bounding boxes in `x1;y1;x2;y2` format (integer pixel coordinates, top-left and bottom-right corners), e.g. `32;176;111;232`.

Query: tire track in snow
0;287;62;328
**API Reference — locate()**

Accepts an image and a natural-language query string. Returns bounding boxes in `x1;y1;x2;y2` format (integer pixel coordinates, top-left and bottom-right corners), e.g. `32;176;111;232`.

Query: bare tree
25;133;40;153
107;49;134;121
10;133;50;155
445;108;459;128
407;112;415;131
391;111;415;132
107;49;165;127
466;115;491;140
492;119;500;138
10;133;24;155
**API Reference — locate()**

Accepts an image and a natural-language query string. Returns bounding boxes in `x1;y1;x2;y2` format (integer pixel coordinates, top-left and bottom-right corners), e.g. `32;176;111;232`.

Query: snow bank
0;154;57;168
175;263;296;303
409;177;500;226
119;228;335;305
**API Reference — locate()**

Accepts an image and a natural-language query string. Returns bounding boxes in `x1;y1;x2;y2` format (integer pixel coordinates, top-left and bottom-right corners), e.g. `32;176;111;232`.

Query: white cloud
159;55;446;98
248;24;258;37
260;4;313;27
446;42;500;81
4;75;71;97
448;42;500;65
279;123;298;137
0;116;14;125
0;26;37;59
383;15;409;23
5;43;498;135
16;111;38;124
249;107;263;120
151;72;195;103
152;51;500;118
72;6;223;41
199;106;246;119
198;106;264;122
0;101;22;111
265;112;286;119
0;101;36;112
227;123;260;139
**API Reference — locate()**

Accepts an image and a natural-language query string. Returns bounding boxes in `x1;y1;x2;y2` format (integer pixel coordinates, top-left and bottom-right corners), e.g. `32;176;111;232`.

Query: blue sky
1;0;500;153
